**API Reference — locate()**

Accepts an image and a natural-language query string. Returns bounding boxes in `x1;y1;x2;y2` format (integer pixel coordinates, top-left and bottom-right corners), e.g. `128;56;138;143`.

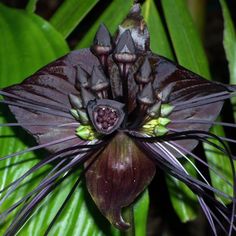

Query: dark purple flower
0;3;236;236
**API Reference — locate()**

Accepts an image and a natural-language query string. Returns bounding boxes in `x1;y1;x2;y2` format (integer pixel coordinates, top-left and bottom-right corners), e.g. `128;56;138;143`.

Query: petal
3;49;100;152
85;132;156;230
148;53;230;152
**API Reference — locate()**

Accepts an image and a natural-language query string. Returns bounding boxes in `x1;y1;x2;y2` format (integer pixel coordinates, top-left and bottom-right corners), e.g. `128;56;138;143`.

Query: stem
122;206;135;236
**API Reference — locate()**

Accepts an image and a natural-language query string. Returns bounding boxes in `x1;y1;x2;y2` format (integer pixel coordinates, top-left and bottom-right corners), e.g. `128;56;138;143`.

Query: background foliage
0;0;236;235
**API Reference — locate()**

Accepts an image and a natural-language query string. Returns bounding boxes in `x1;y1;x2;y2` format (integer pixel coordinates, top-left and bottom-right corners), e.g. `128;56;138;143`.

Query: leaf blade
50;0;99;38
76;0;133;49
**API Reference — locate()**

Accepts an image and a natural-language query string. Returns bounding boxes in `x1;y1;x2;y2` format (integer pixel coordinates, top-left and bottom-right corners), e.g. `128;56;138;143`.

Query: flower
0;3;236;235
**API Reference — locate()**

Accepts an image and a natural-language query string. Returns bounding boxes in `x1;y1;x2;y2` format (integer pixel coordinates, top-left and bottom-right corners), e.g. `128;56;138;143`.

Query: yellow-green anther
77;110;89;124
76;125;96;140
160;104;174;117
142;119;159;129
70;109;80;120
158;117;171;126
154;125;169;136
142;117;170;136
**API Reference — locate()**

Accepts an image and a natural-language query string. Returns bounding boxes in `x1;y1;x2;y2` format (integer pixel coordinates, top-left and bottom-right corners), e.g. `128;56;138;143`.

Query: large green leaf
0;4;120;236
76;0;133;49
26;0;38;13
133;190;149;236
50;0;99;39
162;0;233;205
219;0;236;85
219;0;236;120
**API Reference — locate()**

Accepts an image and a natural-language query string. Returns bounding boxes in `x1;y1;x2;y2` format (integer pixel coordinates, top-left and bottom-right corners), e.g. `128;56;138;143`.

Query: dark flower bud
113;30;137;63
147;101;161;118
75;65;89;89
68;93;83;109
156;83;174;102
87;99;125;134
137;82;156;105
92;24;113;55
135;57;152;84
80;87;96;107
90;66;109;92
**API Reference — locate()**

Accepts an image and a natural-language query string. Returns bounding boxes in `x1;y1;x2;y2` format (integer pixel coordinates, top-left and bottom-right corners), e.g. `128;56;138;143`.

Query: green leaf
0;4;119;236
26;0;38;13
50;0;99;38
219;0;236;120
142;0;173;58
76;0;133;49
162;0;210;78
219;0;236;84
166;162;198;222
133;190;149;236
162;0;233;205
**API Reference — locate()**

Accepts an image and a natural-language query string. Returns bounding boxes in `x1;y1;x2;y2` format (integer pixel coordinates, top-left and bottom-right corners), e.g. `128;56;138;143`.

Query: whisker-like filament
0;158;70;220
171;119;236;129
0;100;73;119
43;147;105;235
0;152;92;221
173;91;235;110
164;141;212;187
169;141;233;187
0;90;69;112
132;130;236;235
0;135;78;161
0;122;79;127
156;142;232;200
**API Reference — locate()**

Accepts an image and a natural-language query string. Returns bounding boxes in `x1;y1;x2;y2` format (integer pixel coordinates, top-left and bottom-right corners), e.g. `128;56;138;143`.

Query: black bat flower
0;3;236;236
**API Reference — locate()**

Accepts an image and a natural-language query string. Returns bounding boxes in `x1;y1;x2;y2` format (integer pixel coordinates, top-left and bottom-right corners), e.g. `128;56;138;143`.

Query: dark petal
85;132;156;230
127;71;139;113
135;57;152;84
148;53;230;152
150;54;229;101
115;3;150;52
107;56;123;99
76;65;89;89
90;66;109;92
137;82;156;105
80;87;96;107
3;49;99;152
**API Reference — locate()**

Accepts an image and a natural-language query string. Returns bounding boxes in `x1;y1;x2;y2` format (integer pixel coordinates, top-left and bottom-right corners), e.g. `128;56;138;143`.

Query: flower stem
122;206;135;236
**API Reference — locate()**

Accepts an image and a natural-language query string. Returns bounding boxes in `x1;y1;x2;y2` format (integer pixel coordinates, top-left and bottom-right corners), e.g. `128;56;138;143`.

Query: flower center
87;99;125;135
95;107;118;131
